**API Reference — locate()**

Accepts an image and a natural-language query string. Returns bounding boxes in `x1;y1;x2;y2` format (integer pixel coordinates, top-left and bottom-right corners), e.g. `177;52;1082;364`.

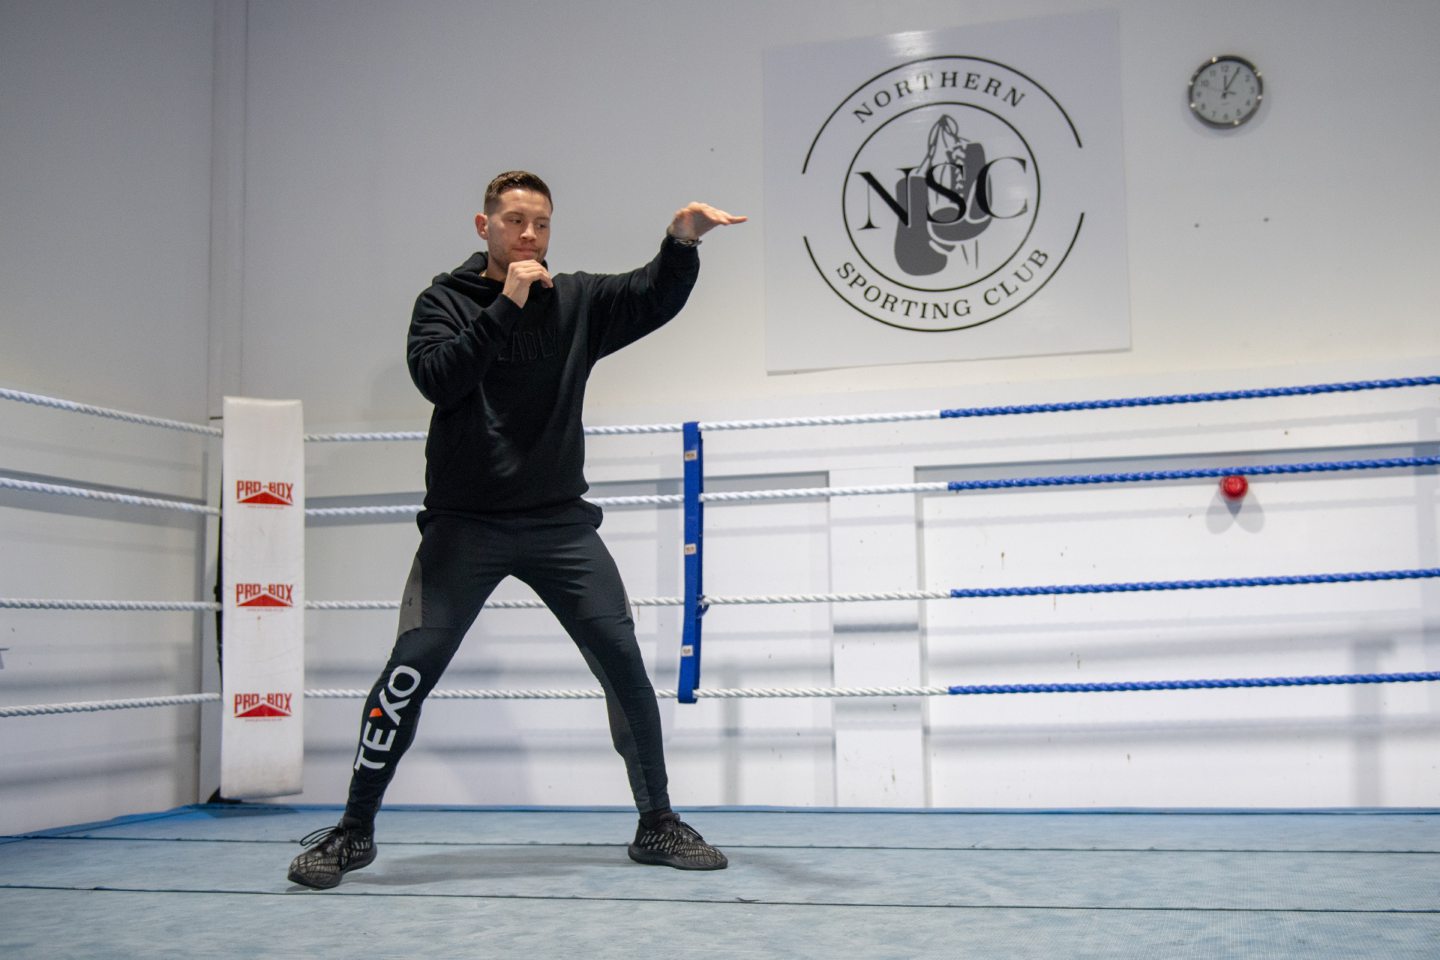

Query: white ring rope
304;493;683;519
591;494;685;506
580;423;685;436
304;424;688;442
0;594;924;612
302;486;944;520
703;482;949;502
304;685;949;701
301;412;942;444
689;686;951;698
304;430;427;443
0;599;220;612
702;411;940;432
0;476;218;516
306;596;683;611
306;505;418;518
0;685;951;718
302;411;950;443
303;687;604;700
0;693;219;718
1;597;686;612
15;669;1440;716
704;590;950;605
0;387;220;437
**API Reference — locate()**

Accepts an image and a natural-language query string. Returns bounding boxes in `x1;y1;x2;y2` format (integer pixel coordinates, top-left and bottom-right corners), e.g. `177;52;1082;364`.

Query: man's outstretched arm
585;201;747;360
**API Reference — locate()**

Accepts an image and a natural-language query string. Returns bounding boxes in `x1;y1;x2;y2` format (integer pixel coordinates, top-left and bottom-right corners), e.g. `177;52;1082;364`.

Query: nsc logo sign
764;15;1128;372
812;57;1078;332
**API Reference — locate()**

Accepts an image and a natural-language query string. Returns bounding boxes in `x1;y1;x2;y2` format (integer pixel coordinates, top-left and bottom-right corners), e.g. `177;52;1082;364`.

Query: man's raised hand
502;260;553;308
668;202;748;242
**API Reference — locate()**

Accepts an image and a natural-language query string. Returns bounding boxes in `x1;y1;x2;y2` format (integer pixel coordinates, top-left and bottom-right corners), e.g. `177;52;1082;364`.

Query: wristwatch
669;234;701;247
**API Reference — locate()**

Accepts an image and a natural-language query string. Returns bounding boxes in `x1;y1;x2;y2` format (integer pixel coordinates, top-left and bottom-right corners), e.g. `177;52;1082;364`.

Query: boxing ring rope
665;380;1440;701
0;475;219;516
305;597;678;611
0;404;219;613
296;567;1440;612
301;375;1440;441
0;693;222;719
0;386;222;437
291;373;1440;708
0;388;220;722
8;447;1436;617
298;454;1440;517
0;414;217;671
11;566;1440;613
8;671;1438;720
3;374;1439;720
705;568;1440;605
0;599;219;612
315;672;1440;701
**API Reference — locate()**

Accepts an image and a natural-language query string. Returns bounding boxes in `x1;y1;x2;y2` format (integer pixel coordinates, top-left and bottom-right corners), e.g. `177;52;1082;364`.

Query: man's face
476;188;552;278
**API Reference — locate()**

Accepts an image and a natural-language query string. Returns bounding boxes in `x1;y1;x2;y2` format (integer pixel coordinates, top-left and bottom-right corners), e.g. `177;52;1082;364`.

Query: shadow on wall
1206;486;1264;533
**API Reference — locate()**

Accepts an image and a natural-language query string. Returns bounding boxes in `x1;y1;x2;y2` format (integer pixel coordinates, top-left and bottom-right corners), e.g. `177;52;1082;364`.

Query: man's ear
474;212;488;240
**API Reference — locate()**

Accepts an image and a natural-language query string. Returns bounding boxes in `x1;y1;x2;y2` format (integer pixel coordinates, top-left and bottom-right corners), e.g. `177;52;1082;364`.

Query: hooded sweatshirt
406;236;700;524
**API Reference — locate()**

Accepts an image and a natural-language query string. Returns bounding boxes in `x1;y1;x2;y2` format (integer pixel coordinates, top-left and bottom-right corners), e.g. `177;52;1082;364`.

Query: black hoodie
406;236;700;524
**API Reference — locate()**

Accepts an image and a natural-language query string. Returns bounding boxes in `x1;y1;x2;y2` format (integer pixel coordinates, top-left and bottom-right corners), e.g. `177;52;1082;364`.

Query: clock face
1189;56;1263;128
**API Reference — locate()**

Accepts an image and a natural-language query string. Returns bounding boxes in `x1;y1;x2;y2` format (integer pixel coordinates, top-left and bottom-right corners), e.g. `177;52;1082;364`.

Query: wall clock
1189;55;1263;128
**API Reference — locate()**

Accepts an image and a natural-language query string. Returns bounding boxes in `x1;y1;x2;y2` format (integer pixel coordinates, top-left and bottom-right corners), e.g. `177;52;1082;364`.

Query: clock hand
1222;67;1239;96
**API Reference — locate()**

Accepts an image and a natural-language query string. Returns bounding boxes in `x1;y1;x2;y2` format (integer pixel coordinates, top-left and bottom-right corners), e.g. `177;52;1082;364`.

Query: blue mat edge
8;801;1439;842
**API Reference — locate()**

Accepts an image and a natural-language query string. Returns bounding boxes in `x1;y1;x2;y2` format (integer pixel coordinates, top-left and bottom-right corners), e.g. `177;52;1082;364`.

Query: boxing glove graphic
892;115;991;277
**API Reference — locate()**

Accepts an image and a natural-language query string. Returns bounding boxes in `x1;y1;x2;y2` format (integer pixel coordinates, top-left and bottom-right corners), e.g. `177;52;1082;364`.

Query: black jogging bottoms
343;500;670;822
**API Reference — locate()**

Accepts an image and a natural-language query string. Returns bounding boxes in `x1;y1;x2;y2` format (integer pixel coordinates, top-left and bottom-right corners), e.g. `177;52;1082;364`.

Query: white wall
237;0;1440;428
2;0;1437;831
0;0;218;833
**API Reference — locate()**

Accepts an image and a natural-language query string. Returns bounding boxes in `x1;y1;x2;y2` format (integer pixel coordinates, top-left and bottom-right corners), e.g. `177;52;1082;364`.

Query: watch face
1189;56;1263;127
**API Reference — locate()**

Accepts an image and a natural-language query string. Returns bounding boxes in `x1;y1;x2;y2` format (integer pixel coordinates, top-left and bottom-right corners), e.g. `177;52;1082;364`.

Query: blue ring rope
948;568;1440;598
946;455;1440;492
937;375;1440;420
946;671;1440;695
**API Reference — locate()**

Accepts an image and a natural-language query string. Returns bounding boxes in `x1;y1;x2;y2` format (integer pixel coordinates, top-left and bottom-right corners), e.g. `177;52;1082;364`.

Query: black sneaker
286;820;376;889
628;817;728;870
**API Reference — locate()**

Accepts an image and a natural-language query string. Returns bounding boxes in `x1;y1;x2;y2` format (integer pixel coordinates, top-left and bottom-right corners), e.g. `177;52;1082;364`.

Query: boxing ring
3;375;1439;957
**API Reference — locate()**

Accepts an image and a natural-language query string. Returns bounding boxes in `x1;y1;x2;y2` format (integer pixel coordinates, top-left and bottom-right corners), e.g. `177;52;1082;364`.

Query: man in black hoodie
287;171;746;889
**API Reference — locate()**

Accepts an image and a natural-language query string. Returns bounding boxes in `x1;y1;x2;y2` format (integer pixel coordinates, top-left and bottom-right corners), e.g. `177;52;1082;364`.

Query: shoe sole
287;848;377;889
627;846;728;871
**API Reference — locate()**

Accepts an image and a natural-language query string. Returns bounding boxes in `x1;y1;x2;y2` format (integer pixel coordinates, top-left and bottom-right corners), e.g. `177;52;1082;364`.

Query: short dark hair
483;170;552;213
